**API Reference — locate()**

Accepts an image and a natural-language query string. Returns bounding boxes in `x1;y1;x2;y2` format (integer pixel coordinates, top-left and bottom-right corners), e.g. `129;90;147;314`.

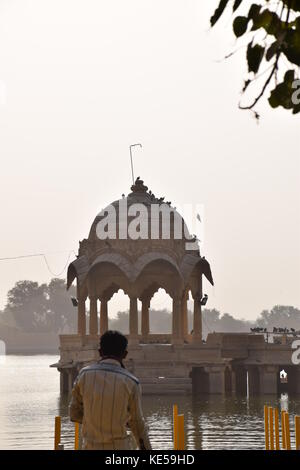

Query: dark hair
99;330;128;357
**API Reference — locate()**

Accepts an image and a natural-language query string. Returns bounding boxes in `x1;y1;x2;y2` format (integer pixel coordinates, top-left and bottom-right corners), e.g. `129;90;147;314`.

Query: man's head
99;330;128;361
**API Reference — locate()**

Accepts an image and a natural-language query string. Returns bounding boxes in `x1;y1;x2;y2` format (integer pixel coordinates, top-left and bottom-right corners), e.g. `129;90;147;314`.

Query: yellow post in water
284;412;291;450
173;405;178;450
264;405;269;450
54;416;61;450
74;422;80;450
269;407;274;450
177;414;185;450
281;410;286;449
274;408;280;450
295;416;300;451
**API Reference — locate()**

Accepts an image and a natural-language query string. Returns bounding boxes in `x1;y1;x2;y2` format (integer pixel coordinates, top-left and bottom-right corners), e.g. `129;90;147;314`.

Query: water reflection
280;393;289;412
0;356;299;450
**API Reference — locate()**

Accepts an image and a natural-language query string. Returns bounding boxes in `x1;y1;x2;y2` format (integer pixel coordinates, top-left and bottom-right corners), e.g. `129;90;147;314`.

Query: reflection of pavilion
55;179;300;396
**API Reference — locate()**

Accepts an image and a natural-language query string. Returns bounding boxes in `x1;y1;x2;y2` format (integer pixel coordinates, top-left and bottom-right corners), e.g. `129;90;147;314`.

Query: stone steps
140;377;191;384
133;363;189;378
139;376;192;394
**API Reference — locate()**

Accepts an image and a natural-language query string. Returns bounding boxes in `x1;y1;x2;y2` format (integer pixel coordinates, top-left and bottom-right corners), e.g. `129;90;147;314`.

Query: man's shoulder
78;362;140;385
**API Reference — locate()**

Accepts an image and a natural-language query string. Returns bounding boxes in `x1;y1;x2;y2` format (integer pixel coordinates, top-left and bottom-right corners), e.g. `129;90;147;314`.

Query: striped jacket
69;358;151;450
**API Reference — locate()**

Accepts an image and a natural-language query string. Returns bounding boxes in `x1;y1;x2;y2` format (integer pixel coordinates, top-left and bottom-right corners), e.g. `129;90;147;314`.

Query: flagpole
129;143;142;185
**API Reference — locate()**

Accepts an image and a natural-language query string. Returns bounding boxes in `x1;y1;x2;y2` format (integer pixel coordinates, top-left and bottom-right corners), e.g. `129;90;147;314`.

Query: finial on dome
131;177;148;193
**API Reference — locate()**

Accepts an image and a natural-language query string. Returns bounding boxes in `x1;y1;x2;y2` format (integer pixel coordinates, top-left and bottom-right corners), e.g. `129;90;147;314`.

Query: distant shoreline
4;351;59;355
0;324;61;355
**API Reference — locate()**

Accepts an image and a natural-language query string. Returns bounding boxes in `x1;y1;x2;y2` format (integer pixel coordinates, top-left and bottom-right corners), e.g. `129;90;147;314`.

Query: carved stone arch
86;260;131;299
137;279;175;301
88;253;134;281
96;276;131;300
139;282;161;302
101;282;124;301
134;255;184;299
133;252;183;282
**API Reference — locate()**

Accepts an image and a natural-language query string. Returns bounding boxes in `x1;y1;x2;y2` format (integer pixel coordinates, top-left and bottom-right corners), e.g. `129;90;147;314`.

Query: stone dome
88;177;193;255
67;178;213;301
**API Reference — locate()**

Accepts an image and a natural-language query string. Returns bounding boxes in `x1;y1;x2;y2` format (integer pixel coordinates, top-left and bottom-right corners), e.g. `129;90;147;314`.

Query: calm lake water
0;355;299;450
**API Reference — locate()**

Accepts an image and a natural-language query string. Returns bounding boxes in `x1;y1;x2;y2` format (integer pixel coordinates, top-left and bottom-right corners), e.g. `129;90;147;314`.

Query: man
69;330;151;450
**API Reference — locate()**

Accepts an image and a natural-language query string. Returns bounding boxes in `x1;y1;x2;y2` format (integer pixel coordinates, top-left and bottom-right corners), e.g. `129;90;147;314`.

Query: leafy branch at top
211;0;300;116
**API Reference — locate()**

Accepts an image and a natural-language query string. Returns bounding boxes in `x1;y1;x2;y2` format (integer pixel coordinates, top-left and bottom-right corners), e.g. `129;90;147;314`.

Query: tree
5;280;48;332
201;308;252;336
3;278;76;333
109;307;253;338
109;309;172;334
256;304;300;329
47;278;76;333
211;0;300;116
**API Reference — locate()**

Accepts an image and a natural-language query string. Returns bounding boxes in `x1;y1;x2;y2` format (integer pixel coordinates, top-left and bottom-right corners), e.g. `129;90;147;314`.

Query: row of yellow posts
264;405;300;450
173;404;185;450
55;406;298;451
54;416;80;450
55;408;185;450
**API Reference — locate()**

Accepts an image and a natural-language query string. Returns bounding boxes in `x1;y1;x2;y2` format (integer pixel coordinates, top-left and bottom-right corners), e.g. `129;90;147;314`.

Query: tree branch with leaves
211;0;300;117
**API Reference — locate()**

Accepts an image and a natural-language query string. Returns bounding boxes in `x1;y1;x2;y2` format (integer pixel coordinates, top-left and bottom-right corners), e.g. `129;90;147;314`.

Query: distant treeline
0;279;76;333
0;279;300;337
109;306;300;338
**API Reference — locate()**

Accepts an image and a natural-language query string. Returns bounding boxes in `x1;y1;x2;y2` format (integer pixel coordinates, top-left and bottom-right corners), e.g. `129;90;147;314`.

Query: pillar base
128;336;139;347
259;366;278;394
172;338;184;346
192;335;202;344
206;366;226;394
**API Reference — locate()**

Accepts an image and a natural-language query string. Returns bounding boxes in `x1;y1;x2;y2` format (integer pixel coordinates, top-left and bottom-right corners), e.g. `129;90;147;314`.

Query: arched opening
224;367;233;394
83;298;88;333
105;289;131;334
278;368;288;394
148;288;172;336
278;366;299;395
191;367;209;395
280;369;288;382
233;366;247;396
135;257;184;345
247;367;260;396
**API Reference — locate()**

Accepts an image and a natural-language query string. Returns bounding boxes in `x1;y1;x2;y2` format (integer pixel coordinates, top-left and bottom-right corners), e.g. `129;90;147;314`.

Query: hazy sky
0;0;299;321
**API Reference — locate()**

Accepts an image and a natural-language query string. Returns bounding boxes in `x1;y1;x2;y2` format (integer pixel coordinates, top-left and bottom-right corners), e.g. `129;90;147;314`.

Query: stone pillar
60;370;69;394
77;297;86;335
294;368;300;395
100;298;108;335
233;367;247;396
172;297;183;345
259;366;278;394
248;367;261;396
207;366;226;394
181;291;188;341
89;296;98;335
129;297;139;346
231;370;237;395
192;293;202;344
141;298;150;338
68;369;75;394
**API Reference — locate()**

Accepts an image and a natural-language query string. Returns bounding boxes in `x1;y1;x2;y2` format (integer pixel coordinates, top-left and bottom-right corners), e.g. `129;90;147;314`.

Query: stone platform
53;332;300;396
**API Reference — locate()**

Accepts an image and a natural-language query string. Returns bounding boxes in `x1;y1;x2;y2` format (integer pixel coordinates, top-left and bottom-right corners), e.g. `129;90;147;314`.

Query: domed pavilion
67;178;214;346
55;178;299;396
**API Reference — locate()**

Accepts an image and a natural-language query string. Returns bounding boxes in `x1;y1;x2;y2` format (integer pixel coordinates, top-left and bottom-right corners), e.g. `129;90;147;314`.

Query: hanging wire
0;253;44;261
0;250;76;277
42;251;74;277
